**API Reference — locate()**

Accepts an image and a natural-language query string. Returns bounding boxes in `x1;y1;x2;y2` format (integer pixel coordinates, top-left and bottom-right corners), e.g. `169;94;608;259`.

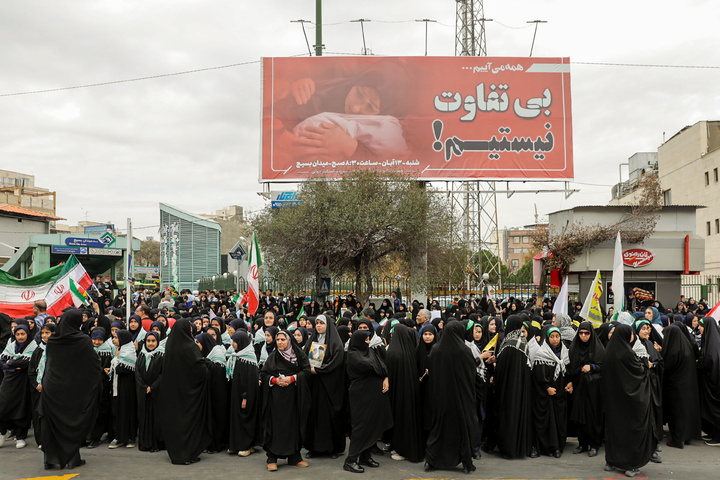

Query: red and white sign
261;56;574;182
623;249;654;268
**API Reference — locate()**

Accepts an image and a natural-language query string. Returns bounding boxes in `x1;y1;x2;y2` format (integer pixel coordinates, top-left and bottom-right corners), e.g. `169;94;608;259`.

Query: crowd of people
0;285;719;478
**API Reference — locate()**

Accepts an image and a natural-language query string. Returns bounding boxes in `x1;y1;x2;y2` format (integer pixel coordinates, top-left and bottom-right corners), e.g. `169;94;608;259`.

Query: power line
2;56;718;99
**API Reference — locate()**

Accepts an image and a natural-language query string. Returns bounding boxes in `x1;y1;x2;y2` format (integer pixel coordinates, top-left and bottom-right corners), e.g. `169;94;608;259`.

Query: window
708;221;713;236
715;168;719;182
511;259;519;269
706;172;710;186
522;236;530;244
716;219;719;234
663;189;672;205
513;237;520;244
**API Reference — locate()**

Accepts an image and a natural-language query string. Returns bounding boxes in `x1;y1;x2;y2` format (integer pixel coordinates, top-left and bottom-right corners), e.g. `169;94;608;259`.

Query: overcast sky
1;0;718;240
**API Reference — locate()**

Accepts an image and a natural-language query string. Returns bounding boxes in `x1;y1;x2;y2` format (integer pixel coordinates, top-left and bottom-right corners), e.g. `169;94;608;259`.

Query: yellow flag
483;333;499;352
579;270;604;328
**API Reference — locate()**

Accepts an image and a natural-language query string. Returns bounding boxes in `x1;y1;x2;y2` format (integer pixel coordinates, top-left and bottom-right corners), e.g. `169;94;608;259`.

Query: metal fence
198;273;561;305
681;274;720;305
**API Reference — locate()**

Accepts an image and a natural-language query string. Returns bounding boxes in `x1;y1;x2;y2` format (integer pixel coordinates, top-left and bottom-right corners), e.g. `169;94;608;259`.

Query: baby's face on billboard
345;86;380;115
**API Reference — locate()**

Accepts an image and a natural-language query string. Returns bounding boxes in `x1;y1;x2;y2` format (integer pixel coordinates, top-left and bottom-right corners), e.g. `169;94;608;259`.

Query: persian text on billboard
261;56;573;182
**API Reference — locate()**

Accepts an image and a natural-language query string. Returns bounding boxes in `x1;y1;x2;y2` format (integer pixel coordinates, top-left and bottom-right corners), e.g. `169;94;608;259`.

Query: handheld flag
578;270;604;328
612;231;625;320
552;276;569;315
483;333;498;352
46;255;94;316
246;233;263;316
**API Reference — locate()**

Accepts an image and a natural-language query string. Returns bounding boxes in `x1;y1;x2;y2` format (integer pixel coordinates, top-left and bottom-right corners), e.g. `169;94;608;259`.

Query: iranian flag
0;264;64;317
46;255;94;316
246;232;262;316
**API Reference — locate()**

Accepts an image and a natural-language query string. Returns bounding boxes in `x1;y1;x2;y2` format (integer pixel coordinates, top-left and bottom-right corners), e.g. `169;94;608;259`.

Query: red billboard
261;56;573;182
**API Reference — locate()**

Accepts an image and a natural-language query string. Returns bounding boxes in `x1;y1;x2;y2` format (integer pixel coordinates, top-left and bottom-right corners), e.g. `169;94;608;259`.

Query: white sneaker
391;452;405;461
0;432;9;448
16;439;26;449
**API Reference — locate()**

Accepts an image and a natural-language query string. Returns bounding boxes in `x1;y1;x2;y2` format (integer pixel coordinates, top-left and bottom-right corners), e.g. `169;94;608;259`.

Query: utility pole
415;18;437;56
351;19;371;55
314;0;323;56
527;20;547;57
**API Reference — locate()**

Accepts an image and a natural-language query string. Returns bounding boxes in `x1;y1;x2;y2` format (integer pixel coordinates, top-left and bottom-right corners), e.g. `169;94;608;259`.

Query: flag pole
126;218;133;322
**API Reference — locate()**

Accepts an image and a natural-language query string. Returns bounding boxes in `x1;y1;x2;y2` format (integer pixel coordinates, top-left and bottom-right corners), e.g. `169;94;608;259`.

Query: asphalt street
2;435;719;480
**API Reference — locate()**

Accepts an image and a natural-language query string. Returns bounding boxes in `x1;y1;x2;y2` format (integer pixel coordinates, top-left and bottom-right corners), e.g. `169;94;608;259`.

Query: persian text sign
261;56;573;181
623;248;654;268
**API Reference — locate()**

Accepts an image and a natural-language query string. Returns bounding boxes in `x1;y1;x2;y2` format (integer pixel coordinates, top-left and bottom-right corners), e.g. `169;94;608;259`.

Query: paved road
1;435;719;480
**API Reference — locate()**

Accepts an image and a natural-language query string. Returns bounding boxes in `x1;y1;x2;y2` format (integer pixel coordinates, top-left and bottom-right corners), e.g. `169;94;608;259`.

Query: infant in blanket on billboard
271;59;413;162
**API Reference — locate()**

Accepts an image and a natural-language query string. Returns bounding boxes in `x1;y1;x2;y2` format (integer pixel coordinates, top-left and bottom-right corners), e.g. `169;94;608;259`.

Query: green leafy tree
253;170;453;303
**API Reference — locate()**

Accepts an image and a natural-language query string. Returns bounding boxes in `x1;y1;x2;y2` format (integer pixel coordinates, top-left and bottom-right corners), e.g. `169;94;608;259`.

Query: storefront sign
622;248;654;268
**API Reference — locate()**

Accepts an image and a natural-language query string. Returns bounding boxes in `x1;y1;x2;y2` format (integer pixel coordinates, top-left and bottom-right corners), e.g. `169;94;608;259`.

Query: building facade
610;121;720;274
159;203;221;292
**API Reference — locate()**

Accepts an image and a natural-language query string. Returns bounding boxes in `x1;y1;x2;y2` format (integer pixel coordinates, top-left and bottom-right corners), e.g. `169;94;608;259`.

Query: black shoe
472;449;481;459
359;458;379;468
423;462;435;472
331;452;343;459
604;463;614;472
572;445;588;454
530;447;539;458
371;445;384;456
343;462;364;474
650;452;662;463
463;463;476;474
305;451;315;458
66;459;86;469
553;449;561;458
588;448;598;457
381;443;392;453
86;440;101;449
44;463;55;470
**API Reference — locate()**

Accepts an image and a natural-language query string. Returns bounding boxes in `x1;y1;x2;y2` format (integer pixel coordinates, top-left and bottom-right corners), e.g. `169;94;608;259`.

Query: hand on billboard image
269;61;412;162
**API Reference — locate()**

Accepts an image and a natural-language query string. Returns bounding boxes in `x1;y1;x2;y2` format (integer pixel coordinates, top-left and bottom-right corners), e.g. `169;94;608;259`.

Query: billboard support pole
314;0;322;56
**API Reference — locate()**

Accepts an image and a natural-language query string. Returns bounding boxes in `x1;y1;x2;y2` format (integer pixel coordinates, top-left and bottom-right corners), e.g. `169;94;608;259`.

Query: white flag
612;231;625;319
552;276;569;315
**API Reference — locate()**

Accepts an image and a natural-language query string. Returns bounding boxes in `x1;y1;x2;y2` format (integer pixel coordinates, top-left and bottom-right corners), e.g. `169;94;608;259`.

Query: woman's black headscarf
158;319;212;464
40;309;101;467
569;321;605;371
150;321;167;340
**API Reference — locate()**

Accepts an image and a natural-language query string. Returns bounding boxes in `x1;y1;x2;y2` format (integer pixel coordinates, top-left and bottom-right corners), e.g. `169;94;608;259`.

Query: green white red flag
0;264;64;317
45;255;94;316
246;232;262;316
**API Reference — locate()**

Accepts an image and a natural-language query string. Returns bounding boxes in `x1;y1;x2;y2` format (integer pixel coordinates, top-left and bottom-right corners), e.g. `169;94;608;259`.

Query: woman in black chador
260;330;311;472
568;321;604;457
697;316;720;445
661;322;701;447
158;319;211;465
531;326;571;458
494;315;532;458
39;310;101;470
109;330;137;449
602;324;654;478
343;330;392;474
386;324;423;462
135;330;164;452
424;320;478;474
227;330;261;456
198;332;229;454
303;314;346;458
